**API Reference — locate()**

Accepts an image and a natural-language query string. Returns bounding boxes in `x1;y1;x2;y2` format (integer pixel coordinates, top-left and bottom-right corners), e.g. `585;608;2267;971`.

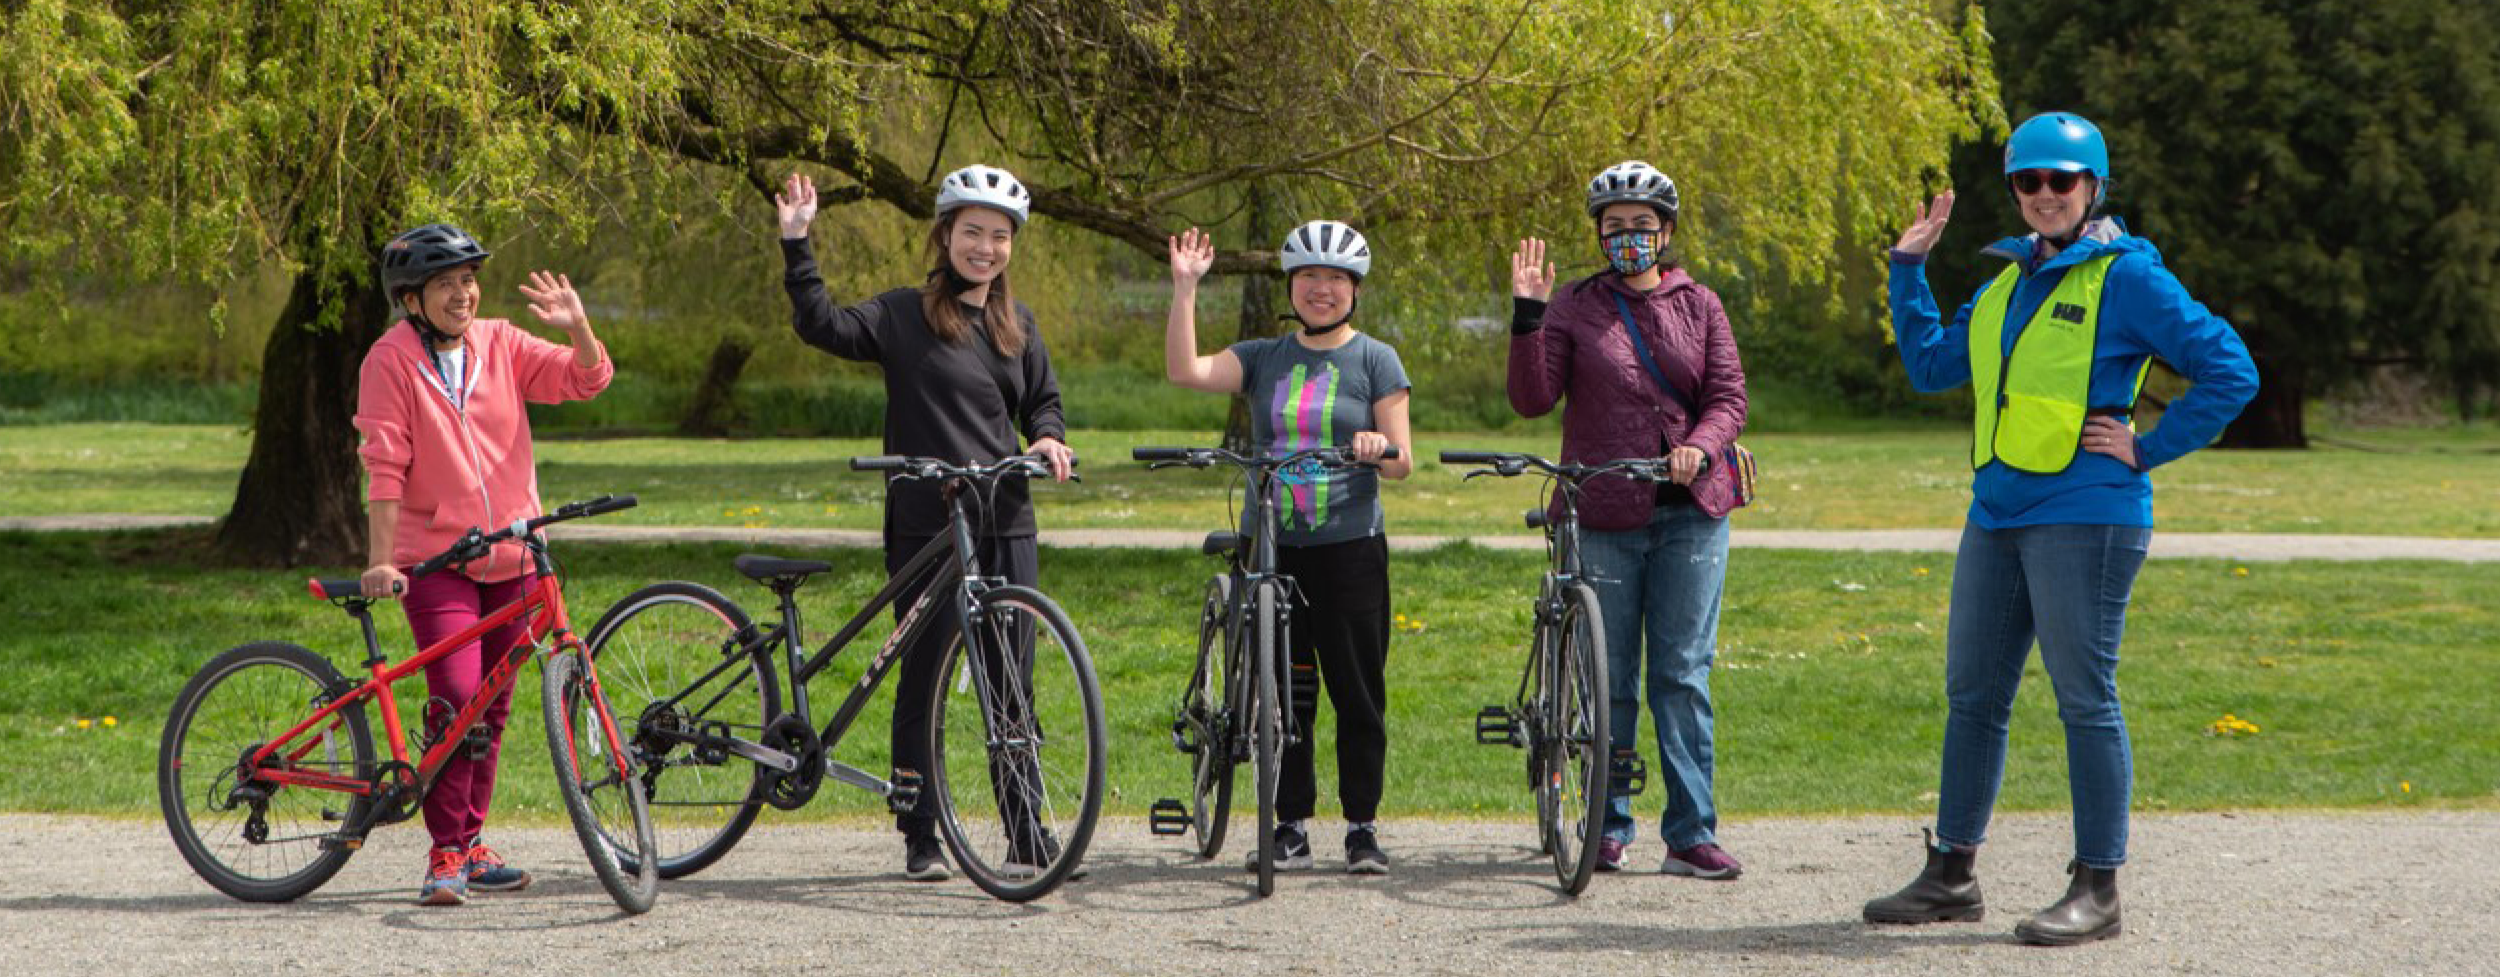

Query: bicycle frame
642;469;1014;804
247;540;612;829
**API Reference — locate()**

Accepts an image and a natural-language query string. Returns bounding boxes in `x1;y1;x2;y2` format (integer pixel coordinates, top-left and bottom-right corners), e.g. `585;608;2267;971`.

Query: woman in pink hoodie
351;223;614;906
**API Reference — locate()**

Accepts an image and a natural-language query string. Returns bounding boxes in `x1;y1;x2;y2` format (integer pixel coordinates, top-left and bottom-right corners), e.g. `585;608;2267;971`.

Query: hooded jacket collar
1590;265;1699;302
1982;216;2141;274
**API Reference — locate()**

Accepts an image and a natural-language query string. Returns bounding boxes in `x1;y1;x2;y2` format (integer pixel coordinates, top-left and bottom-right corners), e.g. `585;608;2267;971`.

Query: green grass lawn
7;530;2490;823
6;423;2499;536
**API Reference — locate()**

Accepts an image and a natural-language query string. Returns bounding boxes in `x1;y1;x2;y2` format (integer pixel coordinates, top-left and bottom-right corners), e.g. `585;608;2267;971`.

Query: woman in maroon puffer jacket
1506;160;1750;879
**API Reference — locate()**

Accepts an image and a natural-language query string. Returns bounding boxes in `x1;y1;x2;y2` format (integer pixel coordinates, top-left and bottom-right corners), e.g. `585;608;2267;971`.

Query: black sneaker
903;835;952;881
1005;829;1087;881
1246;821;1314;872
1345;826;1389;875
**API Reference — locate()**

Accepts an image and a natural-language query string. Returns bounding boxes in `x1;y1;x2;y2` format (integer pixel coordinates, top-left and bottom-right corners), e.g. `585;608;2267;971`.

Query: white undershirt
435;346;468;407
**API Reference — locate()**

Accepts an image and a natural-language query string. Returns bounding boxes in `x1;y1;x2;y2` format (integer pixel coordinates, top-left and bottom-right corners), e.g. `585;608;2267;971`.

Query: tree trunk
2217;353;2307;449
678;336;754;436
1222;182;1283;455
213;250;395;567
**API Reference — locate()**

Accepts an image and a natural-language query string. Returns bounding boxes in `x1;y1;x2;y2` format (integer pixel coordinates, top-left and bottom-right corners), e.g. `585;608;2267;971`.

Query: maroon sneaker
1596;838;1628;873
1662;842;1743;880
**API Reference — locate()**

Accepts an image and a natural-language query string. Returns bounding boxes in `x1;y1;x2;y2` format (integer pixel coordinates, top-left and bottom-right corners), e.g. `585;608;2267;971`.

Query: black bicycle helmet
380;223;492;301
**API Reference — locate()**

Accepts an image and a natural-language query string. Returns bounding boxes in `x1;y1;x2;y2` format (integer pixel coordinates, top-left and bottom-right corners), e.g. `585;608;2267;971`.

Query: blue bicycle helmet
2004;113;2109;210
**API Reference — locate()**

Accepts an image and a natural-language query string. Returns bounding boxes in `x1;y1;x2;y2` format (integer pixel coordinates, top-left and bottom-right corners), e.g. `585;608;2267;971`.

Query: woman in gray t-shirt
1163;220;1412;876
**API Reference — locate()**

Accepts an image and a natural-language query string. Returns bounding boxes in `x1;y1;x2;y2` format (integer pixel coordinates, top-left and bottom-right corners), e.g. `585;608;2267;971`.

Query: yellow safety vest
1969;255;2146;473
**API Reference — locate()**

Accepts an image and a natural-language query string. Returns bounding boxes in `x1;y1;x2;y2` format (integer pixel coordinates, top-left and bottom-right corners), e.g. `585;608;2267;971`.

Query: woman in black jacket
775;166;1074;881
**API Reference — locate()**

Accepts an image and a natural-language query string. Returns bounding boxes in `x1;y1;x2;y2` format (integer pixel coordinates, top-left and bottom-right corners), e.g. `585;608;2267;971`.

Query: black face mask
1282;294;1359;336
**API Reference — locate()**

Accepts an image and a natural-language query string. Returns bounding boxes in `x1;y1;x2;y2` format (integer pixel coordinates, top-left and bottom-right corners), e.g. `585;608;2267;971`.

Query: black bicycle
1138;444;1395;897
582;455;1106;902
1441;451;1686;894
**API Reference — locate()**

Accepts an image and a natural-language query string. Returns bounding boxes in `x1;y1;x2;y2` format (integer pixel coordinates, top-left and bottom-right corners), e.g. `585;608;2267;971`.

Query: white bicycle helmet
1278;220;1372;279
934;164;1031;227
1585;160;1679;220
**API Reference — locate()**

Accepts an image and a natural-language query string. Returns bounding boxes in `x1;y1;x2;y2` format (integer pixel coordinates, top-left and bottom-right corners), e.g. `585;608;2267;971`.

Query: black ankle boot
1863;829;1983;924
2015;860;2122;946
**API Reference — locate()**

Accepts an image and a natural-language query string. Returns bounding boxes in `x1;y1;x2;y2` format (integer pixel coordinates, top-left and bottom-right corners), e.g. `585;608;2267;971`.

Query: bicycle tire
542;649;659;913
159;641;375;903
928;584;1107;902
1249;579;1285;898
1185;575;1236;859
583;581;774;880
1546;584;1611;894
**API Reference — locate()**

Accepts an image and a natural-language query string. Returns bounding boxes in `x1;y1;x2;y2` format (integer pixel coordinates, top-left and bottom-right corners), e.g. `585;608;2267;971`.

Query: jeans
1934;522;2150;869
1582;504;1730;850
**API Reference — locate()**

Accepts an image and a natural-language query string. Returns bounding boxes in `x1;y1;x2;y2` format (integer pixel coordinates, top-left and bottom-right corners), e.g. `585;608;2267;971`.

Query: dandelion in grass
75;718;93;730
1912;566;1930;577
2232;566;2250;578
2204;713;2261;737
2401;781;2412;794
102;716;117;728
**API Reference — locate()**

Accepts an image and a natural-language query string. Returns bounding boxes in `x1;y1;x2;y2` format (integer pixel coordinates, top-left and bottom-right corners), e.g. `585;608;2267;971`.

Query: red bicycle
157;495;659;913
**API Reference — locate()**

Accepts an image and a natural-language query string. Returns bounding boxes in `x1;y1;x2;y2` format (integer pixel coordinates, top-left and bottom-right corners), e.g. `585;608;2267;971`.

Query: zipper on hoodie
420;329;500;578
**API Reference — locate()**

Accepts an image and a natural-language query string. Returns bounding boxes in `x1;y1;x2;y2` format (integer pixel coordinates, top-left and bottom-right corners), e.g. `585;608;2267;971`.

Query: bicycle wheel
159;641;374;903
584;582;775;879
1248;578;1286;898
543;648;659;913
928;584;1107;902
1183;575;1236;859
1544;583;1611;894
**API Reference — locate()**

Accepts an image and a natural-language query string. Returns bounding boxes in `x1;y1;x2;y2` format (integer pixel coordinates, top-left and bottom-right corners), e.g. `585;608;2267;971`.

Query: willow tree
598;0;1999;440
2;1;685;564
5;0;1995;561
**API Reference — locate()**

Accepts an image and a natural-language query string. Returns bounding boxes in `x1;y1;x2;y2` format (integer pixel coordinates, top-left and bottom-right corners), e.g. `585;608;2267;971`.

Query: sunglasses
2009;170;2088;196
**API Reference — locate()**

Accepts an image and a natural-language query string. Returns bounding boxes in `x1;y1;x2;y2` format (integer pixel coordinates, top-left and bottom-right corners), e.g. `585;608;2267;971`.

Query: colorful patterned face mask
1603;229;1662;275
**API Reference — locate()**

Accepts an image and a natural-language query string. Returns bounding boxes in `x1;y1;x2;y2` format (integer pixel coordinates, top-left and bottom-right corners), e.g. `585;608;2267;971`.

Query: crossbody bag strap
1609;290;1701;417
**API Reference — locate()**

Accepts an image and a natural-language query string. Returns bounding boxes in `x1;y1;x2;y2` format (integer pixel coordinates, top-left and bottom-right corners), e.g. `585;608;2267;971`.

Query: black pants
886;533;1040;837
1275;534;1392;824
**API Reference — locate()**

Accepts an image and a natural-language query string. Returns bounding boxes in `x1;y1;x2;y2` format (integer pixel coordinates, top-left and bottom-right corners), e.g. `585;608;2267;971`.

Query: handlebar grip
1380;446;1401;460
1132;447;1191;462
581;494;638;516
1440;450;1507;465
850;456;908;471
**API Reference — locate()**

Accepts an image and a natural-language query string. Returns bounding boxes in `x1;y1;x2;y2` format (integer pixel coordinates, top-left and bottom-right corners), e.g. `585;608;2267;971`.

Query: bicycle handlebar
1131;444;1400;469
849;453;1078;480
1436;450;1704;483
309;494;639;600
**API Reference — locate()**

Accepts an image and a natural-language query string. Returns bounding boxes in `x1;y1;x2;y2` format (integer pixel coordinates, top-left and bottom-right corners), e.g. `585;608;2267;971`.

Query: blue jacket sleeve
1888;254;1977;393
2106;254;2259;471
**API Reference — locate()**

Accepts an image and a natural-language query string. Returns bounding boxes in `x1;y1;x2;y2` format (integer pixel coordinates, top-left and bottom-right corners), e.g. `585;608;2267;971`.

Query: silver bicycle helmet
1585;160;1679;221
934;164;1032;227
1278;220;1372;280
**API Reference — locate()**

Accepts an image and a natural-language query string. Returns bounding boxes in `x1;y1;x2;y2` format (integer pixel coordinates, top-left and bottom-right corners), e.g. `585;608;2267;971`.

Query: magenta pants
403;571;537;850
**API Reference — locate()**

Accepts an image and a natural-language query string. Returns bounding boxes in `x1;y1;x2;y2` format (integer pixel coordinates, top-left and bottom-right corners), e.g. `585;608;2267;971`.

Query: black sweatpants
885;533;1040;837
1275;534;1392;825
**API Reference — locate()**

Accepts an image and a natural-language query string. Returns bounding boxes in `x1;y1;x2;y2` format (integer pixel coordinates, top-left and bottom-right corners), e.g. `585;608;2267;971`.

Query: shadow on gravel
1499;920;2010;959
1055;840;1579;914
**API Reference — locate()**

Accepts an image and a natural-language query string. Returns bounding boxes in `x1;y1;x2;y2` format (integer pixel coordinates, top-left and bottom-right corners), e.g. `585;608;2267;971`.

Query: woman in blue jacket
1860;113;2258;946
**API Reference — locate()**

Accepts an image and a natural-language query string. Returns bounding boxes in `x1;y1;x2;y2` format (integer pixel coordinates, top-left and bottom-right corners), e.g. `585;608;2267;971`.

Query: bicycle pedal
1474;706;1521;746
317;833;364;852
886;768;923;814
1169;719;1200;756
1148;798;1192;836
1609;748;1648;797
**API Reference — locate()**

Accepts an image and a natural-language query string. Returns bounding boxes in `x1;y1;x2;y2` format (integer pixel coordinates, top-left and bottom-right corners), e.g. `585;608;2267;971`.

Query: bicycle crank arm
724;738;799;773
823;760;893;796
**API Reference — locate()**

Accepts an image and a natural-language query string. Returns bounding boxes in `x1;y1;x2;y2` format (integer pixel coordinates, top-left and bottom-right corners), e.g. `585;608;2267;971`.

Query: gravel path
10;515;2500;562
9;810;2491;976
